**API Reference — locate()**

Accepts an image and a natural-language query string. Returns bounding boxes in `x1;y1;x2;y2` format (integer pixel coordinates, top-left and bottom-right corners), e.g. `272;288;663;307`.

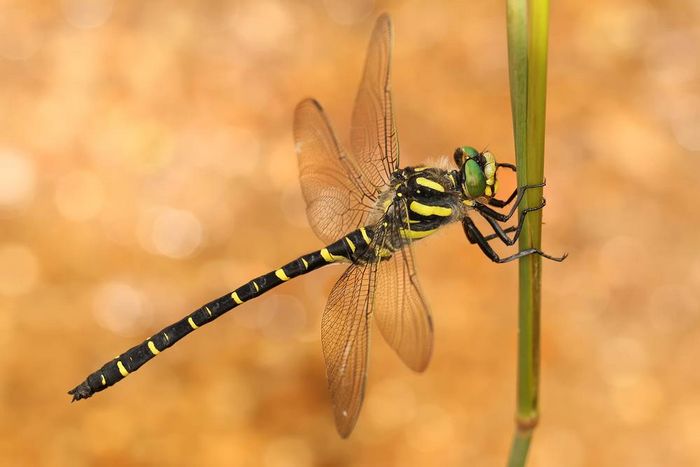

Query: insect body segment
69;229;375;401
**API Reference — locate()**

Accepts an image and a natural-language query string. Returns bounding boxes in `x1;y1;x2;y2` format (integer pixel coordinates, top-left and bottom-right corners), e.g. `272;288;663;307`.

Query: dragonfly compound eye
462;158;487;198
453;146;479;167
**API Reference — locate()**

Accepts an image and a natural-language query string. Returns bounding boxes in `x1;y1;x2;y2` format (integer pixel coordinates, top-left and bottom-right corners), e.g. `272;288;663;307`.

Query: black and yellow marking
275;269;290;281
409;200;452;217
69;227;375;401
147;341;159;355
398;173;458;241
415;177;445;192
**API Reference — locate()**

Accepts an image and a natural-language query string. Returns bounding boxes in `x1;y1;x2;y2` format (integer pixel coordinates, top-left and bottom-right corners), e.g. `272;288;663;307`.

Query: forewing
294;99;374;244
350;13;399;190
321;262;377;438
374;200;434;371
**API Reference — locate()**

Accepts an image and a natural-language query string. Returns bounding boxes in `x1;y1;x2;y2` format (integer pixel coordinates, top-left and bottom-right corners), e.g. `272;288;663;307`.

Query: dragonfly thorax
362;165;465;249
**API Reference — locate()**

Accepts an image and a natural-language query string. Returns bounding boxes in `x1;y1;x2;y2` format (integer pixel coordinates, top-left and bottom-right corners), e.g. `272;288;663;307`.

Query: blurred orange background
1;0;699;466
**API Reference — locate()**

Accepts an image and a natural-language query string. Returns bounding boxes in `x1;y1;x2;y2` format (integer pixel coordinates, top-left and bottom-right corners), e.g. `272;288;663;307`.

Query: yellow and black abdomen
69;227;376;401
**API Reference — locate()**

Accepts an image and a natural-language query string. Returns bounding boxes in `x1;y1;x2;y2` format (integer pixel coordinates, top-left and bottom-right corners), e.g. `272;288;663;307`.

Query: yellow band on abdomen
117;361;129;377
275;269;290;281
321;248;345;263
147;341;160;355
231;292;243;305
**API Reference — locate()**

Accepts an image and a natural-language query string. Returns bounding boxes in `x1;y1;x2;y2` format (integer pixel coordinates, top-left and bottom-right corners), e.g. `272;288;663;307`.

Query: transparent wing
294;99;376;244
321;261;377;438
294;15;398;243
374;199;434;371
350;13;399;190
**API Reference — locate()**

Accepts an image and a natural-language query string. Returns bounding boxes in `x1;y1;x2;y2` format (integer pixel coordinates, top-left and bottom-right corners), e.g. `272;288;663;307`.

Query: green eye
462;159;486;197
462;146;479;159
453;146;481;167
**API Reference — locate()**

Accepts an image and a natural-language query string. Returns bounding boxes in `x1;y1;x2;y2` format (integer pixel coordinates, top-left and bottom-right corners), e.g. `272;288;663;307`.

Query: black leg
486;164;525;208
467;225;518;244
468;199;545;245
480;199;546;246
462;216;567;263
497;163;517;171
480;181;545;218
487;187;518;208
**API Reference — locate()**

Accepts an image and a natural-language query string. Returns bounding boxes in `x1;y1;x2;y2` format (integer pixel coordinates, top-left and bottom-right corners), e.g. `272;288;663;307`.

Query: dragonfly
69;13;565;437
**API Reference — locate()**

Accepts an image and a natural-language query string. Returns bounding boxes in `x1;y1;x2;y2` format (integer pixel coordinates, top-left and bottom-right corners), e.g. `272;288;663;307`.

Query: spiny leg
487;188;518;209
479;199;547;246
468;225;518;244
480;181;545;217
462;216;567;263
467;199;545;243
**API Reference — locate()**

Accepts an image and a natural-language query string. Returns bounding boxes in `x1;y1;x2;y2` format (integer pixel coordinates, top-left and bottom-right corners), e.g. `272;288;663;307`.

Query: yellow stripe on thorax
415;177;445;192
344;237;356;253
301;258;308;269
409;201;452;217
400;228;437;240
188;317;198;329
382;198;393;212
378;248;393;258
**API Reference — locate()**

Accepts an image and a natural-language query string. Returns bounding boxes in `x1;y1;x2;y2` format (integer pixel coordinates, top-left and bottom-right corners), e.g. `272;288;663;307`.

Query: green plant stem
506;0;550;466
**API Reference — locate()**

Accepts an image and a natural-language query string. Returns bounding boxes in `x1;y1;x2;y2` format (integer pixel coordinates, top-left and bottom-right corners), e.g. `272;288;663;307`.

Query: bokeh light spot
257;294;307;340
92;281;151;336
0;244;40;296
669;98;700;152
0;3;43;60
61;0;114;29
610;373;665;426
232;1;294;52
146;207;203;259
0;149;35;208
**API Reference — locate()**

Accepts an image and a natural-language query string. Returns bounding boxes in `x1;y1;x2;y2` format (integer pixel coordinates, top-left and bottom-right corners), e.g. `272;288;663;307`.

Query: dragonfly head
453;146;497;200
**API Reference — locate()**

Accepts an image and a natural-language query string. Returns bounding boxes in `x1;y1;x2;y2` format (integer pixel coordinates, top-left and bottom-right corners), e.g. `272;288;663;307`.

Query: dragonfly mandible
69;13;565;438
